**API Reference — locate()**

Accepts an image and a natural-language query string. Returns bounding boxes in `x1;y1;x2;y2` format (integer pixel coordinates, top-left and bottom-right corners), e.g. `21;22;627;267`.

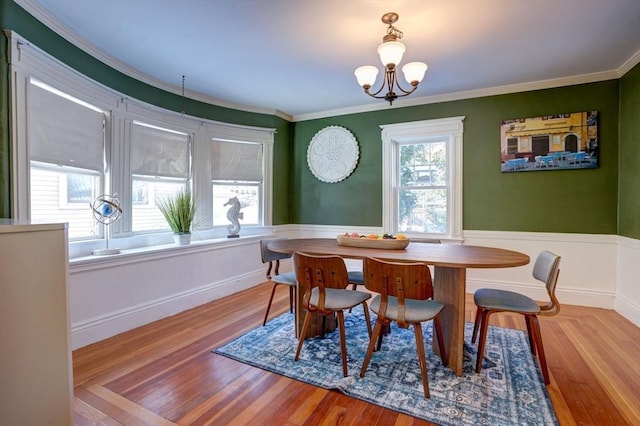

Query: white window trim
381;117;465;242
9;31;275;259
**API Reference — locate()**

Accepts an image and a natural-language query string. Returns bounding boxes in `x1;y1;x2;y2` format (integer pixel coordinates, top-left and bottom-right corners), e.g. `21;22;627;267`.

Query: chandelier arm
362;67;419;104
363;78;389;98
393;79;419;96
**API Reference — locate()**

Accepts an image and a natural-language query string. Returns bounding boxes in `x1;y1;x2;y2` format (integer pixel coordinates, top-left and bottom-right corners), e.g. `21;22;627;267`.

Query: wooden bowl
336;235;410;250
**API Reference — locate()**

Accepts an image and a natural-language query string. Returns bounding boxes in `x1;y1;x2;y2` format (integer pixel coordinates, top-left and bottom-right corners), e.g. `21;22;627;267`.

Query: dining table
268;237;530;376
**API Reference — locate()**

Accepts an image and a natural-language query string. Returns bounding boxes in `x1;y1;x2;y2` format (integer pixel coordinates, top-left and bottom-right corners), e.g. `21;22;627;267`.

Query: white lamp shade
402;62;428;84
377;41;406;67
354;65;379;87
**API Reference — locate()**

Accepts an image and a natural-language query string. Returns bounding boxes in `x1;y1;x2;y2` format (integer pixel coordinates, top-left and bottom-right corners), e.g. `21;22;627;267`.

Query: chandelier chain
386;24;403;41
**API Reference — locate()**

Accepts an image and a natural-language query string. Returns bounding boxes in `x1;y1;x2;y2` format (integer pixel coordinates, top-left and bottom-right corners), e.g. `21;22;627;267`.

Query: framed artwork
500;111;598;172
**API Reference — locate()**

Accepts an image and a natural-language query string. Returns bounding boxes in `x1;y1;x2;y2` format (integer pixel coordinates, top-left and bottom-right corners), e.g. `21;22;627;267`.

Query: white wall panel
616;236;640;326
69;236;269;349
463;230;618;310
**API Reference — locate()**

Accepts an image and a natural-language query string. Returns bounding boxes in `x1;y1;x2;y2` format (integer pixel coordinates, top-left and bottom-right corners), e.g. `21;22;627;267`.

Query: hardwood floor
73;282;640;425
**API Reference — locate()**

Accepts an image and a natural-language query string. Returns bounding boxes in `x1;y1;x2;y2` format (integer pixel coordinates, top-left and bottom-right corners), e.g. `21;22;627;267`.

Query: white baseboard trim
615;294;640;327
70;269;264;350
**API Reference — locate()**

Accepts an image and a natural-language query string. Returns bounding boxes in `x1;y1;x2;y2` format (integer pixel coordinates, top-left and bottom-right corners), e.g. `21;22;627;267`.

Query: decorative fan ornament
90;194;123;255
307;126;359;183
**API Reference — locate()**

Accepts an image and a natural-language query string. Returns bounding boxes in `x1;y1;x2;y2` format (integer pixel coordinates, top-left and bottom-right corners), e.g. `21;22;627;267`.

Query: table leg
432;266;466;376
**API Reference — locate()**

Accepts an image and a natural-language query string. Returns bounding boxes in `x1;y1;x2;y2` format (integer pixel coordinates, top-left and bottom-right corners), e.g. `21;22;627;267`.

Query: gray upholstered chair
294;252;372;377
359;257;447;398
472;250;561;385
260;239;297;326
260;238;365;325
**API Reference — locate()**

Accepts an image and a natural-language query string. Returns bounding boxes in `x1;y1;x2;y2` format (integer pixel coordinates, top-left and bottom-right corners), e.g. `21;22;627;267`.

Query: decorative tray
336;235;410;250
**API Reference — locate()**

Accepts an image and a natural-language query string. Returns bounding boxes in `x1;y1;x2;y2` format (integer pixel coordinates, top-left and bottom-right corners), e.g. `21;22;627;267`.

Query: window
27;78;106;240
382;117;464;241
130;121;191;233
398;140;448;234
210;140;263;227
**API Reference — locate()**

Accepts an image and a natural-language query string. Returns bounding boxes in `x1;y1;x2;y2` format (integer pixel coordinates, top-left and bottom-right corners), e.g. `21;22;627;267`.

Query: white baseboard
70;270;264;350
615;294;640;327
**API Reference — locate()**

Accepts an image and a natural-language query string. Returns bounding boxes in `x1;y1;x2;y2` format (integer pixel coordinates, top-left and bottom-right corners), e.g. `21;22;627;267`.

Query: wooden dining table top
268;238;530;269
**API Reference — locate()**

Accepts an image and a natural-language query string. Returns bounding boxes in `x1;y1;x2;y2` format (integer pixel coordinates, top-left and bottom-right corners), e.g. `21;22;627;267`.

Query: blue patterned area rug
214;310;558;425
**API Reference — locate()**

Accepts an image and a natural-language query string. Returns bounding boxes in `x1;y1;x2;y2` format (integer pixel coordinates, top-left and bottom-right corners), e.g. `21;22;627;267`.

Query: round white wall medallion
307;126;359;183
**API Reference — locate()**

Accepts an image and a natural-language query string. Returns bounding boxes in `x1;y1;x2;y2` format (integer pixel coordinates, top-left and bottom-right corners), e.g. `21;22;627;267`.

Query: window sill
69;227;274;272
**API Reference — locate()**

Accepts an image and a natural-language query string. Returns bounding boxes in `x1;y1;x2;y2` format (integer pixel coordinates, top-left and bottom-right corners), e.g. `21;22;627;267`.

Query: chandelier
354;12;428;105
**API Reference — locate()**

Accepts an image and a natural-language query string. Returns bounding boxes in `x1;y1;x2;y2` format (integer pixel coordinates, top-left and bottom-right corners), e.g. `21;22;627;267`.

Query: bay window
10;31;275;257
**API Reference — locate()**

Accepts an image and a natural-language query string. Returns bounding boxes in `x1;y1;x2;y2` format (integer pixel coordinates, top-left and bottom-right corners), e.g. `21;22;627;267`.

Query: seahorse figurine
224;196;243;237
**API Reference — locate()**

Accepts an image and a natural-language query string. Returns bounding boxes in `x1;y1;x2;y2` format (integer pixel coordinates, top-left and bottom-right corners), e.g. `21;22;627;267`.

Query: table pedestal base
432;266;466;376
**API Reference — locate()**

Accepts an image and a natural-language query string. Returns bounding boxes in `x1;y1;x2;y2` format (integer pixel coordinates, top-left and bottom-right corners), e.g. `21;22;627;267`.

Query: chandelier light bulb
402;62;428;85
378;41;406;67
354;65;379;88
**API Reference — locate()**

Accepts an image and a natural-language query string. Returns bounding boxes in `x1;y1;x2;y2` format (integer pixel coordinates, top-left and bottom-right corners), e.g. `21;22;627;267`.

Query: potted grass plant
157;188;196;245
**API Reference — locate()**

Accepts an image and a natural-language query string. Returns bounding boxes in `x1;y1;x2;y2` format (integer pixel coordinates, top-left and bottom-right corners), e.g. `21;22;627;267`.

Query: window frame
381;117;465;242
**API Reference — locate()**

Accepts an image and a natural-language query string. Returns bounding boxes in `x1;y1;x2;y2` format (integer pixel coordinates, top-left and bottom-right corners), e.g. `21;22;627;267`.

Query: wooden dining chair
293;252;372;377
260;239;297;326
472;250;561;385
359;257;447;398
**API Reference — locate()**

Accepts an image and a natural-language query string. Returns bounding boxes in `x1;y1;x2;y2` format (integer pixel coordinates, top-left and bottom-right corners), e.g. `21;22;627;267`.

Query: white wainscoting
615;236;640;326
69;226;639;349
69;235;271;349
462;230;619;308
286;226;639;326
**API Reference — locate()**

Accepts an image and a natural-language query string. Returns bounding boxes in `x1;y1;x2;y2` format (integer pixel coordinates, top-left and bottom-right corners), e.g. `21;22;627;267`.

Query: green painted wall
0;0;291;223
292;81;620;234
0;0;634;236
618;63;640;239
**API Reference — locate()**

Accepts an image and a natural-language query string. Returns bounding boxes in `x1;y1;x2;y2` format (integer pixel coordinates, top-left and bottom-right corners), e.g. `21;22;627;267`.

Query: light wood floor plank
71;282;640;425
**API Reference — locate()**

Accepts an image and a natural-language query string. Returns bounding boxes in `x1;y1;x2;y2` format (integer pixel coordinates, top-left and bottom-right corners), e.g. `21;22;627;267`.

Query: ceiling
19;0;640;120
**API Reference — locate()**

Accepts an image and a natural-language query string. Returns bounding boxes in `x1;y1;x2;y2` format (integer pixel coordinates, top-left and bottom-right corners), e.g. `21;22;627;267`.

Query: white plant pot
174;233;191;246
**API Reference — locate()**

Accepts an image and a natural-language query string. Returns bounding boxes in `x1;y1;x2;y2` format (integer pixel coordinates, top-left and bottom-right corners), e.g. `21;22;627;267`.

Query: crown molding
619;48;640;76
291;69;622;122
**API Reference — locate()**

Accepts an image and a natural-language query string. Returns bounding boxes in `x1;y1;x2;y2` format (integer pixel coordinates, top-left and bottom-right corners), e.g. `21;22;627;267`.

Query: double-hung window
28;78;106;240
130;121;191;233
210;139;263;227
382;117;464;241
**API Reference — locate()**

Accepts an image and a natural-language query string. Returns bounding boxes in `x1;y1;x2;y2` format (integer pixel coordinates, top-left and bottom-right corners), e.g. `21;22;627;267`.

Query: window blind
29;81;104;171
210;140;262;181
131;122;190;179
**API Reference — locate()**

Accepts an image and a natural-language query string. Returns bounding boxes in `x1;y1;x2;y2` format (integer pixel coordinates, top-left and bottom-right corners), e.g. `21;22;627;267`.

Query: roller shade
131;122;190;178
210;140;262;181
29;81;104;171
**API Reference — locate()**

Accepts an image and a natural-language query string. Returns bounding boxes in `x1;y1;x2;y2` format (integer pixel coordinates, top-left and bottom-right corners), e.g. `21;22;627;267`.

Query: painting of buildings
500;111;598;172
